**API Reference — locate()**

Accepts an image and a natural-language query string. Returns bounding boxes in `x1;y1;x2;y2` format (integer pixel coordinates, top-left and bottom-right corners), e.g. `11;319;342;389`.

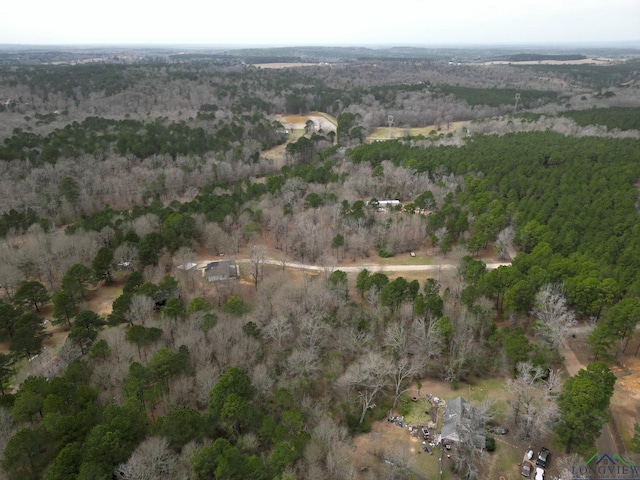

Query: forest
0;45;639;480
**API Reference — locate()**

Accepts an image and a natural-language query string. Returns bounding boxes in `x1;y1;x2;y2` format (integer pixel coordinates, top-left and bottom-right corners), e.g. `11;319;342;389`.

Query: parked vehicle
489;427;509;435
489;426;509;435
536;447;550;468
535;467;545;480
521;460;534;478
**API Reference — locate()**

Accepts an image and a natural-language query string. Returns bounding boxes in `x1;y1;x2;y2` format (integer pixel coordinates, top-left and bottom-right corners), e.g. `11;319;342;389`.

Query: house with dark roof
203;260;240;282
441;396;486;450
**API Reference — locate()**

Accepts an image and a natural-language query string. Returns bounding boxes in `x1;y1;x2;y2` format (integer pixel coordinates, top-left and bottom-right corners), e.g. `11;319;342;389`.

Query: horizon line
1;41;640;50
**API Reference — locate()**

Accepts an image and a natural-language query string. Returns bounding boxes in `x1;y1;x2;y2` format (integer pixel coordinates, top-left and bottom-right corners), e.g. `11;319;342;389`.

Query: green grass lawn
414;448;451;480
377;254;434;266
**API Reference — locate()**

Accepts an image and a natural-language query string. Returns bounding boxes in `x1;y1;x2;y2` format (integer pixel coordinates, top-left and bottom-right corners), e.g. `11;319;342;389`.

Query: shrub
485;436;496;452
396;395;412;417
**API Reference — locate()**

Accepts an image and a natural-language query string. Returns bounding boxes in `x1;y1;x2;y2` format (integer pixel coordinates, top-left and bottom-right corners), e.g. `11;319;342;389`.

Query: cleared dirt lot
274;112;337;133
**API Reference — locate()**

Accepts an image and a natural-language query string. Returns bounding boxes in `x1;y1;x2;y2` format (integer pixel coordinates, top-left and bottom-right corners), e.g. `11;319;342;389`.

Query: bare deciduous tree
409;316;444;361
495;225;515;260
251;363;274;397
531;283;577;350
202;222;226;253
307;416;356;480
132;214;160;238
338;352;392;424
114;436;177;480
555;453;584;480
250;244;267;290
0;258;23;300
286;347;321;379
114;243;139;272
298;313;330;351
506;362;561;443
388;355;424;410
126;295;156;326
174;246;196;292
264;315;293;349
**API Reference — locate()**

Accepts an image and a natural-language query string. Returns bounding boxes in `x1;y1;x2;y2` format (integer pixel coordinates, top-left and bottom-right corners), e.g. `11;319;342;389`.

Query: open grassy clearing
376;254;434;266
252;62;325;69
310;111;338;127
368;121;468;141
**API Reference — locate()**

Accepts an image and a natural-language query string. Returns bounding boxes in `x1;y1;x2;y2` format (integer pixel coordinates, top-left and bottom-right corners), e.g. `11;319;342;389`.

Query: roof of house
441;396;486;449
177;262;197;271
204;260;239;280
205;260;237;271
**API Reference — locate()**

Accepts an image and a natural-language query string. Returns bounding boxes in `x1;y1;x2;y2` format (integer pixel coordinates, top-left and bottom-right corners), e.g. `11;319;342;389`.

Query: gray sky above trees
2;0;639;46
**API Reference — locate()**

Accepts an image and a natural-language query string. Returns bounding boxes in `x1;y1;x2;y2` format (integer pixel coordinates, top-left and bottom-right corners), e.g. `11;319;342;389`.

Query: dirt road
559;336;618;456
201;258;511;274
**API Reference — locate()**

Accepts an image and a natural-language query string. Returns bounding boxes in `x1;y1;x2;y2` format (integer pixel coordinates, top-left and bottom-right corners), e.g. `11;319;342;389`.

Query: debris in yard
387;415;405;428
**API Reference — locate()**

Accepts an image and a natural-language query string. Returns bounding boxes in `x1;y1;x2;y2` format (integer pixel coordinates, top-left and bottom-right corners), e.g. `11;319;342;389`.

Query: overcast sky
2;0;639;46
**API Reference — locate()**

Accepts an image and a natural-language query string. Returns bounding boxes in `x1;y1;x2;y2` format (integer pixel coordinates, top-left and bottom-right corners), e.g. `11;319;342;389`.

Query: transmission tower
387;115;394;139
514;93;521;113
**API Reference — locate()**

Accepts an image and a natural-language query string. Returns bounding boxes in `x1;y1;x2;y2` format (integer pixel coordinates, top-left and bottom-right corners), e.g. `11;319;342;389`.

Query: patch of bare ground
84;279;124;316
351;416;434;480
